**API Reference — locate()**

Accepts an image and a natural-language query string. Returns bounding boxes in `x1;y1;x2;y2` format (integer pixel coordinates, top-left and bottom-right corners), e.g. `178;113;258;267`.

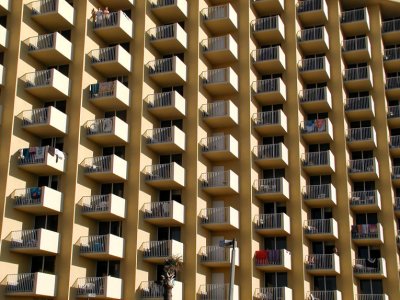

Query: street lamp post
219;238;237;300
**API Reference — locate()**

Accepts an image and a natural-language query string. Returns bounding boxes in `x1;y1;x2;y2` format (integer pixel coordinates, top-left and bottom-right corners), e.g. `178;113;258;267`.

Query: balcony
82;155;128;182
255;249;291;271
148;57;186;87
253;110;287;136
388;105;400;128
80;194;126;220
12;186;62;215
350;190;381;212
79;234;124;260
18;146;66;175
200;246;239;267
347;127;377;150
22;69;70;100
301;118;333;143
150;0;187;23
383;47;400;72
252;0;284;15
5;273;56;297
144;126;186;154
201;100;238;128
298;56;330;83
255;287;292;300
76;276;122;299
89;80;130;110
26;33;72;65
148;23;187;54
348;158;379;181
146;91;186;120
352;223;384;245
200;206;239;231
201;67;238;96
390;135;400;156
356;295;388;300
141;240;184;264
0;0;9;14
199;284;239;300
386;76;400;99
200;135;238;161
307;291;342;300
93;11;133;43
253;143;288;168
252;78;286;105
296;0;328;26
29;0;74;30
344;96;375;120
90;45;131;76
304;218;339;240
305;254;340;275
353;258;387;279
342;36;371;63
139;281;183;299
91;118;123;142
201;35;238;65
144;162;185;189
252;46;285;74
200;170;239;195
9;228;60;255
201;4;238;35
395;198;400;217
254;213;291;236
20;106;67;137
297;26;329;54
382;19;400;44
251;15;285;45
299;87;332;113
341;8;369;36
303;184;336;207
343;66;372;91
302;151;335;175
143;200;184;226
392;166;400;186
254;177;290;202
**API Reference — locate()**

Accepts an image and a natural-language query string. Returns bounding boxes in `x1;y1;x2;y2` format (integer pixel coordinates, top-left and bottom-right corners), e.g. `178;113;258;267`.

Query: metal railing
21;107;50;127
255;287;286;300
81;194;112;213
254;213;284;230
307;291;337;300
199;284;229;300
393;166;400;179
143;201;173;219
251;46;279;62
388;105;400;118
252;16;278;32
301;118;328;133
18;146;50;165
391;135;400;148
200;246;230;263
145;127;174;144
30;0;57;15
349;158;376;173
200;207;230;225
79;235;109;254
345;96;371;111
202;68;229;84
253;110;281;126
142;240;172;258
12;187;44;207
304;219;333;234
253;143;282;159
299;56;326;72
356;295;387;300
382;18;400;33
6;273;35;294
386;76;400;90
344;66;369;81
89;81;118;99
254;178;283;193
90;46;117;63
298;26;324;42
201;4;229;20
200;171;230;188
343;36;367;52
299;87;327;103
305;254;335;270
148;57;174;74
139;281;164;298
341;8;366;23
353;258;383;274
82;156;113;173
151;0;177;8
255;249;288;266
201;101;228;118
94;11;130;29
201;35;229;52
253;78;281;93
302;151;330;166
351;224;380;239
27;33;55;51
24;69;53;88
144;163;174;181
86;118;115;136
146;91;174;109
395;197;400;210
350;190;378;206
303;184;331;200
148;24;176;40
76;277;106;296
10;229;39;249
201;135;228;152
347;127;373;142
297;0;323;13
384;47;400;61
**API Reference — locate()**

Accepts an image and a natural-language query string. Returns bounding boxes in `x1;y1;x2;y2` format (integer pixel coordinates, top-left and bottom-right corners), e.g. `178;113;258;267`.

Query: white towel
55;148;64;160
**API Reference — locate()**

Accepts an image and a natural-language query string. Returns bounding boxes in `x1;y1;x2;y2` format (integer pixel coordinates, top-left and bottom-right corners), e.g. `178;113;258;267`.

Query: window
104;110;127;122
38;175;59;190
307;112;328;120
44;100;67;113
160;154;182;166
41;138;64;151
160;119;183;130
355;213;378;225
312;242;335;254
159;190;182;203
313;276;336;291
357;246;381;259
308;143;330;152
162;86;184;96
264;203;286;214
353;181;375;192
158;227;181;242
102;146;125;159
98;221;122;237
264;237;287;250
311;208;332;219
359;280;383;294
351;150;373;160
35;215;58;231
264;272;287;288
309;175;331;185
96;261;120;277
262;104;283;112
101;183;124;197
263;168;285;179
263;136;284;145
31;256;55;273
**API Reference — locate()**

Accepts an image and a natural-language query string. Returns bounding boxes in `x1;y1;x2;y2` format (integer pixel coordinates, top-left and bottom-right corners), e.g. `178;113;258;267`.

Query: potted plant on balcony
162;255;183;300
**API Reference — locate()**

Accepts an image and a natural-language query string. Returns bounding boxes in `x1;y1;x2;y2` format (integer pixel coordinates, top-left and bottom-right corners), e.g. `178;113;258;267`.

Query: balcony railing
351;224;380;239
200;207;232;225
201;35;230;52
80;194;113;213
254;178;284;193
341;8;367;23
90;46;118;63
347;127;373;142
345;96;372;111
297;26;324;42
388;105;400;118
5;273;35;294
296;0;323;13
350;190;379;206
199;284;232;299
144;127;176;145
151;0;180;7
142;240;178;258
382;18;400;33
201;100;230;118
251;46;279;62
302;151;331;166
391;135;400;148
12;187;62;214
255;287;288;300
301;118;329;134
253;143;283;160
303;184;332;200
252;15;279;32
85;117;117;136
343;66;369;81
299;87;327;103
253;78;281;94
305;254;335;270
253;110;281;126
18;146;64;166
79;235;110;254
356;295;388;300
307;291;339;300
201;4;229;20
298;56;326;72
76;277;106;296
202;68;231;84
342;36;367;52
386;76;400;90
143;201;175;219
93;11;130;29
82;155;113;174
148;57;175;74
200;171;231;188
254;213;285;230
10;229;40;249
348;158;376;173
144;163;175;181
23;69;56;88
21;107;54;127
384;47;400;61
148;24;178;40
393;166;400;179
139;281;164;298
26;33;58;51
201;135;231;152
255;249;289;266
200;246;231;263
30;0;58;15
354;258;384;274
146;91;176;109
304;219;334;235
